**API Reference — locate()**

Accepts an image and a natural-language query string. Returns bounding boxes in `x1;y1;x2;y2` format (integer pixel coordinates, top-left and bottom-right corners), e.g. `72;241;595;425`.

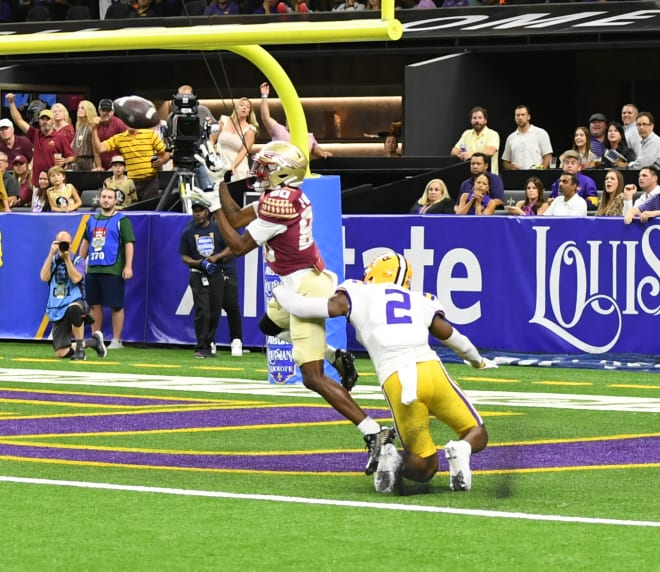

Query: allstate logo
530;225;660;353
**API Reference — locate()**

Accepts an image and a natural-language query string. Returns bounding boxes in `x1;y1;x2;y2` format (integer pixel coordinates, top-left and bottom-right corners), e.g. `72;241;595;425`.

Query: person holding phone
39;230;107;361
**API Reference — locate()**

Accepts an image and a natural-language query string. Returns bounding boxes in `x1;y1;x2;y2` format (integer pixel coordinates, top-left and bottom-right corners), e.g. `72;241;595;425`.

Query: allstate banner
0;208;658;355
342;216;659;355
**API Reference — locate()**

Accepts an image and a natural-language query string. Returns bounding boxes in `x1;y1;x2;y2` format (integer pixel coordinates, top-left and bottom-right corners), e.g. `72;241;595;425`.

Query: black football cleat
364;426;396;475
333;349;359;391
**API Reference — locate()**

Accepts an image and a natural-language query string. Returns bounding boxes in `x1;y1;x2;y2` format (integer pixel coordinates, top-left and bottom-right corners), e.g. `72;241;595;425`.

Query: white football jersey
339;280;444;386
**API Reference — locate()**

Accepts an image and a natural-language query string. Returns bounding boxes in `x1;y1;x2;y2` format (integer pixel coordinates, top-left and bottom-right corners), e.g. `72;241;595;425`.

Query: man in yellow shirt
451;106;501;175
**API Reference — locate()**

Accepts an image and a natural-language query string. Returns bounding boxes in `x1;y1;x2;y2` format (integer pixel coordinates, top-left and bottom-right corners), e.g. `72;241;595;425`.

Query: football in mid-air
113;95;160;129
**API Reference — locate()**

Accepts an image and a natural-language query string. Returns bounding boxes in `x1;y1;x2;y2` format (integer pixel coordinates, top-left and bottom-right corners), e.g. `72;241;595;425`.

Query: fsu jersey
247;187;324;276
339;280;444;385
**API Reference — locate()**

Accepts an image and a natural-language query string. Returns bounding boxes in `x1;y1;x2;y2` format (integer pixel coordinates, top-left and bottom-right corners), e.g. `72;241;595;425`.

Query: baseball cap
191;198;209;209
39;109;53;119
12;154;27;164
563;149;581;161
0;118;12;129
99;98;114;112
110;155;125;165
589;113;607;122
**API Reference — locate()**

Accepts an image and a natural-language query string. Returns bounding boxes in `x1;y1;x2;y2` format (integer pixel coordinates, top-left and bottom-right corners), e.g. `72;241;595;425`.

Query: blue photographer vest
46;255;84;322
86;212;124;266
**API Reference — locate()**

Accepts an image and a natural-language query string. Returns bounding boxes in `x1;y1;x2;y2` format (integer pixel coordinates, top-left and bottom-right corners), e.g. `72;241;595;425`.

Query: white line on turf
1;476;658;528
1;368;659;412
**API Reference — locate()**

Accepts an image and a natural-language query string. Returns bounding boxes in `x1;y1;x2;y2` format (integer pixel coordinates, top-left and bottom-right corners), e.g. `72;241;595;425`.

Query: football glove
464;357;499;369
194;140;224;173
201;259;218;275
185;187;212;208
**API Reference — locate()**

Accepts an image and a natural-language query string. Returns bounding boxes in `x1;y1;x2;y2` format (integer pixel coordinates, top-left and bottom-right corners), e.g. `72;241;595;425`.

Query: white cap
0;119;13;129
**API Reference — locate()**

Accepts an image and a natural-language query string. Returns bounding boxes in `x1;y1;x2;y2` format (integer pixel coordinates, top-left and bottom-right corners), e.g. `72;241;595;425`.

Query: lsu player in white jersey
273;250;497;494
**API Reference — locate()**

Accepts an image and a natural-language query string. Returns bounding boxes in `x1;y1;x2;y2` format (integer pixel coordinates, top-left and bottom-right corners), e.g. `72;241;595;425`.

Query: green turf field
0;342;658;571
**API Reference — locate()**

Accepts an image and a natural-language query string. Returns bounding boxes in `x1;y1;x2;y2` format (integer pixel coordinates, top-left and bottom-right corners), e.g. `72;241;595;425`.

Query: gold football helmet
249;140;307;191
363;251;412;289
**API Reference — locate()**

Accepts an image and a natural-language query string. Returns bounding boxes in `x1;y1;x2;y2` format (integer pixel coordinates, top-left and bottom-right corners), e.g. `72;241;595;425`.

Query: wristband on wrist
260;94;268;98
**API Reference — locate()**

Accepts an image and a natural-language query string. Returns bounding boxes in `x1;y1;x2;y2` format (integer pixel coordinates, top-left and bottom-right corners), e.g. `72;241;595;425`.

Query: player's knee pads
66;304;84;327
259;313;284;336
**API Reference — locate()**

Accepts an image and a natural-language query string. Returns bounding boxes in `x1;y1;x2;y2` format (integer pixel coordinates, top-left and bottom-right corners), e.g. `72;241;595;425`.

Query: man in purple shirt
458;152;504;206
624;189;660;224
550;149;598;210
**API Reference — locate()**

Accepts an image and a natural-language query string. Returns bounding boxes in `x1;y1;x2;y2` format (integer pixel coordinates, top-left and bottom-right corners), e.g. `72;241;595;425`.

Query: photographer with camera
40;231;107;361
179;197;232;358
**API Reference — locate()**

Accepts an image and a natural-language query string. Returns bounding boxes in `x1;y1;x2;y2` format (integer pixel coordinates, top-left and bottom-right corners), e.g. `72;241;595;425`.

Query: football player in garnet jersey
214;141;394;476
273;251;497;494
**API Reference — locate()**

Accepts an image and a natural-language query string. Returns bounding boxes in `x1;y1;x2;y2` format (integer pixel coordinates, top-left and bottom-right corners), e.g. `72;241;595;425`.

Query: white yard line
0;475;657;528
0;368;659;413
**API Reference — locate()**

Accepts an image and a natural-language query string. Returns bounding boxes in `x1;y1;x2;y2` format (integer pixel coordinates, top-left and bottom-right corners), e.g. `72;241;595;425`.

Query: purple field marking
0;389;208;407
2;395;658;473
0;437;658;473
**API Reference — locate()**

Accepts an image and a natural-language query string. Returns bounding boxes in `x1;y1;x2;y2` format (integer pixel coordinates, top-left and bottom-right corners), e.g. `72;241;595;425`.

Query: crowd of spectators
1;0;627;22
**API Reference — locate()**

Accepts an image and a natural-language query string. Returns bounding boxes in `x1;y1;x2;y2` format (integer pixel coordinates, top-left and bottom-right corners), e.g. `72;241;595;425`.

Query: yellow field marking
132;363;182;369
609;384;660;390
193;366;245;372
1;453;657;478
459;377;520;383
9;358;121;365
533;381;593;387
480;411;522;417
0;386;233;404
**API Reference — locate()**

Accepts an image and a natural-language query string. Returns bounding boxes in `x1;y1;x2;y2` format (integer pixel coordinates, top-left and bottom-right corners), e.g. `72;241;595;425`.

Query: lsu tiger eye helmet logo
364;251;412;289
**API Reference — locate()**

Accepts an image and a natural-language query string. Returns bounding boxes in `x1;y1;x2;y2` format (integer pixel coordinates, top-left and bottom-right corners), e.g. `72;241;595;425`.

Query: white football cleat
231;339;243;357
444;440;472;491
374;443;403;494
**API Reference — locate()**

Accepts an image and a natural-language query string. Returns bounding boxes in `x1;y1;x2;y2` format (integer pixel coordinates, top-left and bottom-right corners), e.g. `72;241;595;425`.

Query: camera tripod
155;167;198;213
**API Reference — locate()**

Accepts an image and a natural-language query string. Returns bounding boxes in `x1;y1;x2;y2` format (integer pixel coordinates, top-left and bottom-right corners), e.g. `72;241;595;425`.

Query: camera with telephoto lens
59;241;70;252
169;94;202;169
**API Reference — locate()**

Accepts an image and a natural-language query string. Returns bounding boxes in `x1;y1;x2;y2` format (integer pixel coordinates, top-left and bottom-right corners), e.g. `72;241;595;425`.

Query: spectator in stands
259;82;332;159
7;94;75;186
0;169;8;213
457;152;504;207
588;113;607;159
204;0;240;14
103;155;138;210
621;103;641;157
410;178;454;214
130;0;161;16
211;97;259;181
505;176;548;216
32;170;50;213
47;165;82;212
365;0;380;8
455;174;498;216
0;118;33;165
502;105;553;170
96;99;128;171
91;117;171;201
251;0;280;13
399;0;436;8
629;112;660;170
543;173;587;217
384;134;401;157
570;126;597;169
72;100;101;171
601;121;636;169
596;169;626;217
549;150;598;210
333;0;365;10
51;103;75;144
624;191;660;224
0;151;19;206
10;155;31;209
622;166;660;217
451;106;500;174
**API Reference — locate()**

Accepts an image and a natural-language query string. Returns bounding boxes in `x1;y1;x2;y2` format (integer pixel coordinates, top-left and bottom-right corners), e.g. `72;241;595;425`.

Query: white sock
324;345;337;362
357;417;381;436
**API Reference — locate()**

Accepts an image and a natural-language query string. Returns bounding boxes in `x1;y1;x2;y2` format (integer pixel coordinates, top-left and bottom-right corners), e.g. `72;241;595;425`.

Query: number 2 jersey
339;280;444;387
246;186;324;277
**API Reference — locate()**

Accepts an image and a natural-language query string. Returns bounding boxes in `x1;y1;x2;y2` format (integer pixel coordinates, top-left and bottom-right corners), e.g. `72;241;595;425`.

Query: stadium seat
104;2;132;19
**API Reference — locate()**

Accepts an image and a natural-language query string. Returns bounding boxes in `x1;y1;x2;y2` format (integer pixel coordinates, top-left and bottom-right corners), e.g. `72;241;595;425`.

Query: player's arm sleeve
438;324;483;368
273;286;329;319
